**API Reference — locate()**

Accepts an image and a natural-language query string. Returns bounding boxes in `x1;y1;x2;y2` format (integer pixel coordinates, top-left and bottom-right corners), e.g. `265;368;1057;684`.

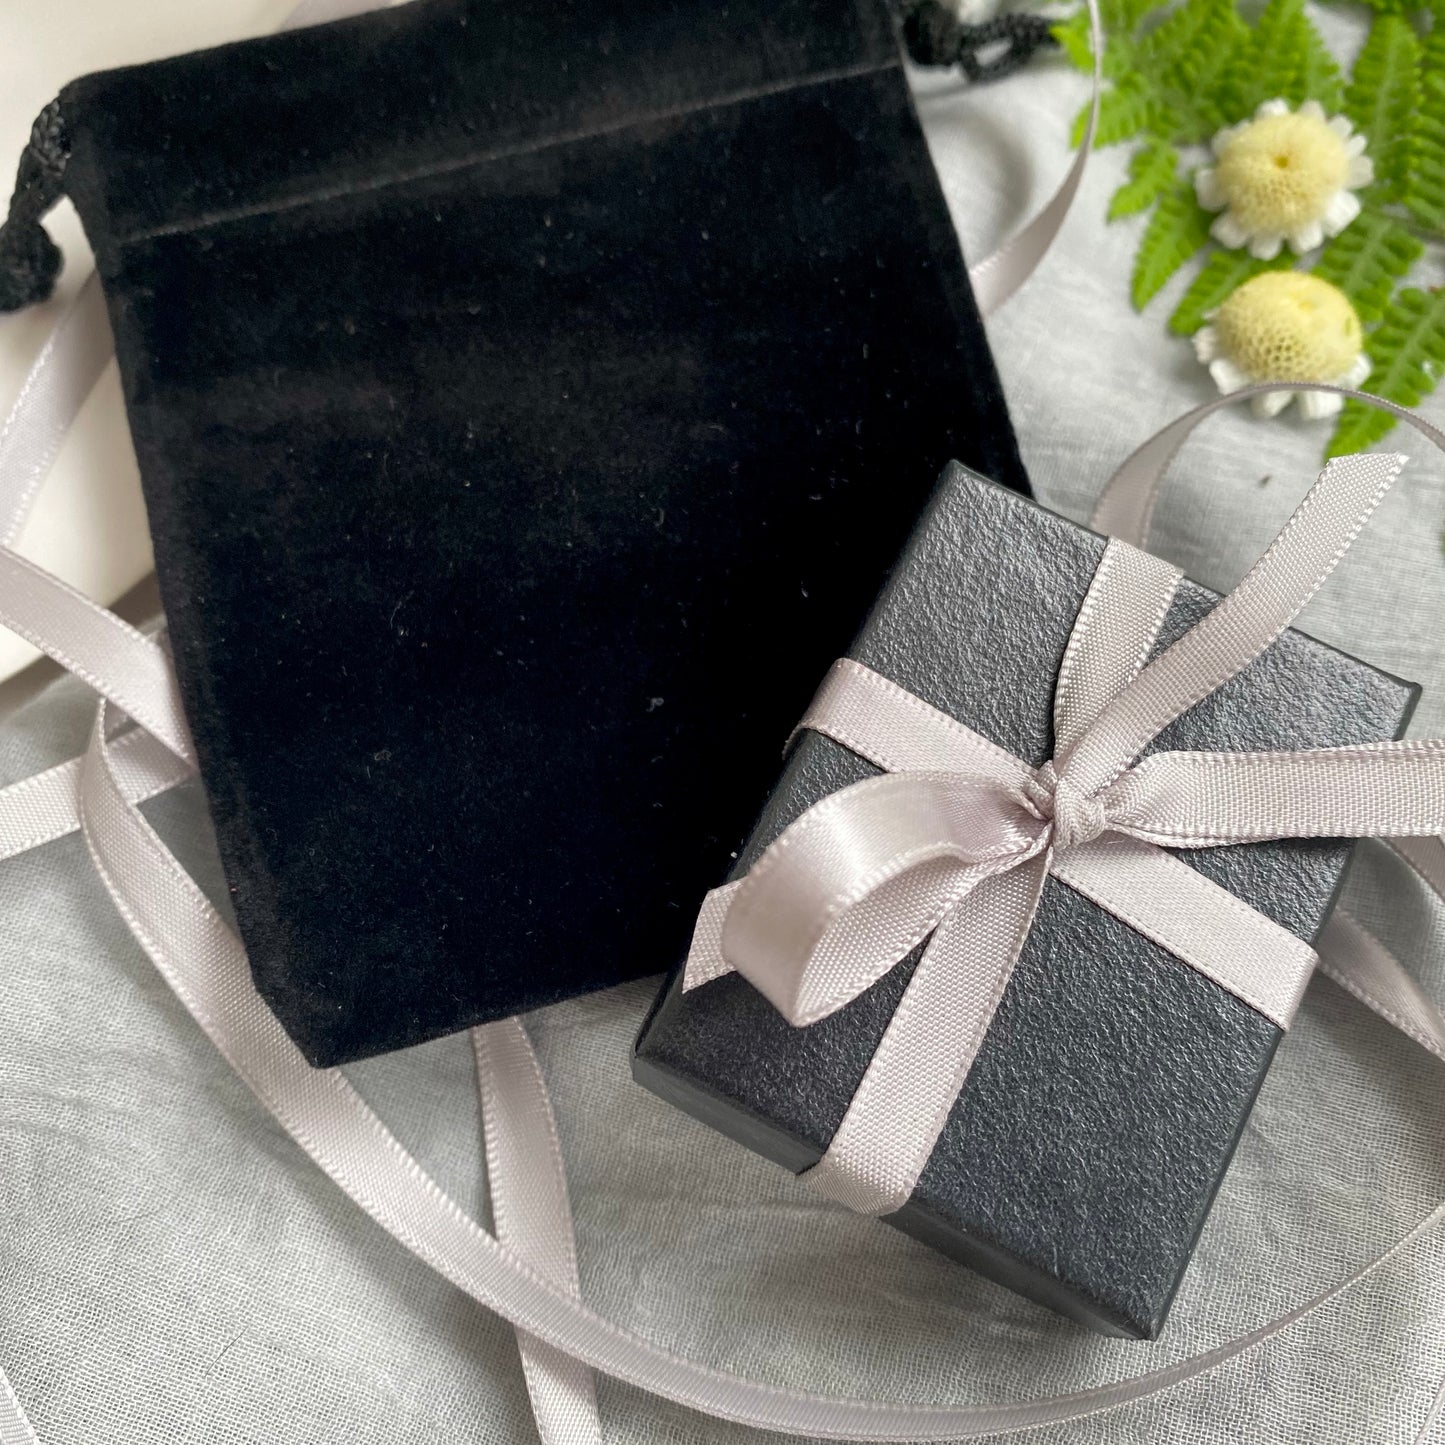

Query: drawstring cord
0;100;68;314
898;0;1058;83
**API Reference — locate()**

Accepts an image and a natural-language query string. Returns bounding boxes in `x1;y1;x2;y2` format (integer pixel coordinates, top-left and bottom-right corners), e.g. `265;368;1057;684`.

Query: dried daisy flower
1195;99;1374;259
1193;271;1369;418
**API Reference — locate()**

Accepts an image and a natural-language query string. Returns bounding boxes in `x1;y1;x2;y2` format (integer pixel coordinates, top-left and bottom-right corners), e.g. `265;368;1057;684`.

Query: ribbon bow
683;452;1445;1216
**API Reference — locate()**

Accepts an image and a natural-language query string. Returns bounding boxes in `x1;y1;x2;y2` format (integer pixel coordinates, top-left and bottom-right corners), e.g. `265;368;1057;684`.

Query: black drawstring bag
1;0;1029;1066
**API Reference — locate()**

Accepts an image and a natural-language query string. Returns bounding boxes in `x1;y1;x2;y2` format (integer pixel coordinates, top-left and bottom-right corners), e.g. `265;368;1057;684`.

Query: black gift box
49;0;1027;1064
634;464;1419;1339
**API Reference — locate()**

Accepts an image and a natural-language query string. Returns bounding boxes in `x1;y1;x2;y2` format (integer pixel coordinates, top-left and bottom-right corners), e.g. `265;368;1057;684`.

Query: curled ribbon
684;448;1445;1216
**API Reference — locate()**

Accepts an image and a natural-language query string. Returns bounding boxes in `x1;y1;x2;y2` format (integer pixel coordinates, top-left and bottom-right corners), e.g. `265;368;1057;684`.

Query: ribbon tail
474;1019;603;1445
1317;909;1445;1065
680;880;744;992
803;855;1049;1216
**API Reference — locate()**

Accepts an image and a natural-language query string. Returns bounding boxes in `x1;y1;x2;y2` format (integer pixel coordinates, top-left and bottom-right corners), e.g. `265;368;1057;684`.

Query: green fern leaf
1072;72;1165;146
1312;210;1424;323
1168;248;1292;335
1110;142;1180;220
1140;0;1252;141
1132;183;1213;308
1325;287;1445;457
1291;1;1348;113
1220;0;1343;119
1052;10;1096;72
1404;74;1445;236
1344;15;1423;201
1102;0;1157;36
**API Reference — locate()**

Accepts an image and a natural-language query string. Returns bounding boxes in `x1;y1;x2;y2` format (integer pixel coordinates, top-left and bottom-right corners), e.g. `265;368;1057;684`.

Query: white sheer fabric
1;3;1444;1442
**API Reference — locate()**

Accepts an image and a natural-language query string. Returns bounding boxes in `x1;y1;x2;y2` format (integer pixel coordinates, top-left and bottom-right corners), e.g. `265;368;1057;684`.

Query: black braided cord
899;0;1058;83
0;100;69;313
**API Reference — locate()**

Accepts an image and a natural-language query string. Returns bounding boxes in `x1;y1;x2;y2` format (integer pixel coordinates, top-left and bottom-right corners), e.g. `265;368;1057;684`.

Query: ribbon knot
1022;761;1107;851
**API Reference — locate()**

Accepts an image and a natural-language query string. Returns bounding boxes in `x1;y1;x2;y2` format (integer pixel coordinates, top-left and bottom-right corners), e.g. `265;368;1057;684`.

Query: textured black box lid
634;463;1419;1339
56;0;1028;1064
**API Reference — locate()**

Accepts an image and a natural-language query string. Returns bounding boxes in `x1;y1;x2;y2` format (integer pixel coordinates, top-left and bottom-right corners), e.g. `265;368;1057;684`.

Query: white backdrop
1;3;1444;1442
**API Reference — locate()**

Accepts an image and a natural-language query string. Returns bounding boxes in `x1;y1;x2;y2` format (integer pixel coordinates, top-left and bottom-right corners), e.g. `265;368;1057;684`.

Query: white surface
2;3;1445;1444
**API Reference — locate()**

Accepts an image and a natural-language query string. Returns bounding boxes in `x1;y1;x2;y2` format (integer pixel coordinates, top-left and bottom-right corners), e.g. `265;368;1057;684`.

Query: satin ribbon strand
1317;911;1445;1066
474;1021;604;1445
0;546;193;763
0;274;110;547
0;723;193;863
1060;451;1406;799
1089;384;1445;551
1102;740;1445;845
0;1363;37;1445
1052;540;1183;759
804;858;1050;1214
966;0;1101;316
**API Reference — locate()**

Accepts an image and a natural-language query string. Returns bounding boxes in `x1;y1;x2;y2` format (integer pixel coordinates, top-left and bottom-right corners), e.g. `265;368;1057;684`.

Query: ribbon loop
719;770;1044;1026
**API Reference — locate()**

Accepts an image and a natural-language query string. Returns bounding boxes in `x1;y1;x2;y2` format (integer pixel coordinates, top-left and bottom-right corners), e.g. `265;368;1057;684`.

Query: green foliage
1326;288;1445;456
1063;0;1445;458
1072;72;1160;145
1221;0;1344;116
1167;249;1291;334
1109;142;1180;218
1404;73;1445;234
1132;183;1214;307
1344;15;1422;201
1312;209;1425;322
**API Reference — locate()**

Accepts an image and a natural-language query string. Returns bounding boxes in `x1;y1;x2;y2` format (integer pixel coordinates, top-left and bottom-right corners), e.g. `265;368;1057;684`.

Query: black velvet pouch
634;464;1419;1339
4;0;1027;1064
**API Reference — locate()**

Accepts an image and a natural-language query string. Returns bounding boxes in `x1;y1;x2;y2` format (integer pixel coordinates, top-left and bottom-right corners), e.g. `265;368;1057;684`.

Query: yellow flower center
1213;272;1363;383
1214;112;1351;233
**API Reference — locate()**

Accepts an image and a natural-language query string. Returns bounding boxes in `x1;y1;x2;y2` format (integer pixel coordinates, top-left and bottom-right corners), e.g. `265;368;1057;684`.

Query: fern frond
1168;248;1292;335
1102;0;1158;35
1312;211;1424;323
1072;72;1165;146
1404;74;1445;236
1221;0;1344;119
1132;183;1213;308
1052;10;1097;72
1344;14;1423;201
1325;287;1445;457
1110;142;1180;220
1140;0;1252;141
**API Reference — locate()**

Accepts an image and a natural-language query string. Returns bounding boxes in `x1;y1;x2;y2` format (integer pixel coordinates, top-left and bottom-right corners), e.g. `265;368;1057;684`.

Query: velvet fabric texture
634;465;1419;1340
53;0;1027;1065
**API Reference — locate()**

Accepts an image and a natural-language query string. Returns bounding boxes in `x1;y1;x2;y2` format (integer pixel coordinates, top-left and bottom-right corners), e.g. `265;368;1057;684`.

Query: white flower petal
1252;389;1294;418
1297;388;1343;420
1194;167;1226;210
1211;125;1243;159
1194;325;1220;362
1211;212;1251;249
1344;352;1372;387
1210;356;1251;393
1299;99;1325;122
1323;188;1361;236
1345;132;1367;157
1289;220;1324;253
1347;154;1374;187
1257;98;1290;117
1247;231;1284;260
1328;115;1354;140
